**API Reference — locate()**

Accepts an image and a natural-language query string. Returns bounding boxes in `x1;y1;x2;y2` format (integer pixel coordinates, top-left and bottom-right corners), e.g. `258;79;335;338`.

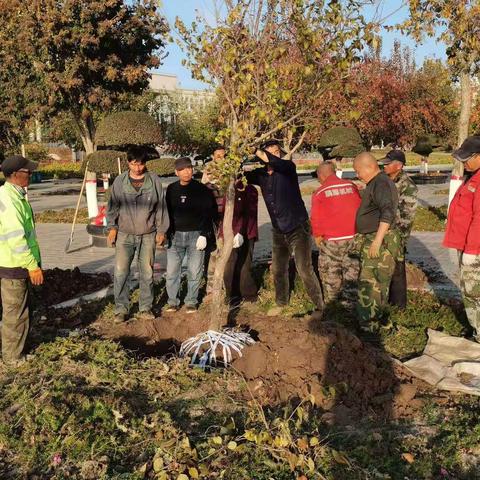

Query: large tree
176;0;375;359
401;0;480;196
0;0;168;154
307;42;459;150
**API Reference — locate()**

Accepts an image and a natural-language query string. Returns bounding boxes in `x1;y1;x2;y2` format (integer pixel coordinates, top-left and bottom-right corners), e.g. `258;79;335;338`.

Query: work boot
135;310;156;321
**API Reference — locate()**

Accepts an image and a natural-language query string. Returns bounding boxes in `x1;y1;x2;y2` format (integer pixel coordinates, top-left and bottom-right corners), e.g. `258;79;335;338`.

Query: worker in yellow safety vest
0;155;43;367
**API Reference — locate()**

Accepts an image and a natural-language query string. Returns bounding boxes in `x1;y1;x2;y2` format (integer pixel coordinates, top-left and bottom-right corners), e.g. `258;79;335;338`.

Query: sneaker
135;310;155;321
185;305;197;314
164;305;179;313
114;312;127;324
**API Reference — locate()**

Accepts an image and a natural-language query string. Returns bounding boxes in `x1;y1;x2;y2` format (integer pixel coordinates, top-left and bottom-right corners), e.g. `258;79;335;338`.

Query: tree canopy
0;0;168;153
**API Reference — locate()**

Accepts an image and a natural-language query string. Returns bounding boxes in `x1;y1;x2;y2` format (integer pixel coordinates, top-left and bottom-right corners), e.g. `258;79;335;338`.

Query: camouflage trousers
1;278;30;363
318;238;359;305
357;230;401;325
459;253;480;337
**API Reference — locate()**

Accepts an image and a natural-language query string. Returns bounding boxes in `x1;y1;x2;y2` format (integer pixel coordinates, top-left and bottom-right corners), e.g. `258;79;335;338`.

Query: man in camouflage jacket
382;150;418;309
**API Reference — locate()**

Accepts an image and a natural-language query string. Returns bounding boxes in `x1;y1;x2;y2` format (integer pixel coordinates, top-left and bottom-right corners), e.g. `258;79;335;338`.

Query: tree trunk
77;111;96;155
85;170;98;219
209;179;236;331
449;72;472;205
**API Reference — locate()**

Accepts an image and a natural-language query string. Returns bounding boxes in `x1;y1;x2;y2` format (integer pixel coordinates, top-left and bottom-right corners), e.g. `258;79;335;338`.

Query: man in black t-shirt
353;152;400;328
165;157;216;313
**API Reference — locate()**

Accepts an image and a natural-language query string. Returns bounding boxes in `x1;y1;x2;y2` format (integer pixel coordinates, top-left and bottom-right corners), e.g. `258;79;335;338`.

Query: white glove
232;233;244;249
196;235;207;251
462;253;478;266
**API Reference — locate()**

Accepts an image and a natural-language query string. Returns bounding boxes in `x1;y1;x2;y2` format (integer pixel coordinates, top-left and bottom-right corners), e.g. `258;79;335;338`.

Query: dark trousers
388;258;407;309
272;221;323;310
224;238;257;301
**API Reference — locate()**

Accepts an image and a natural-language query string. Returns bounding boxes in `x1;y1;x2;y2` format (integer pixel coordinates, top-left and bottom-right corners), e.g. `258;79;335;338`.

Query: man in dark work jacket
246;140;323;317
353;152;400;329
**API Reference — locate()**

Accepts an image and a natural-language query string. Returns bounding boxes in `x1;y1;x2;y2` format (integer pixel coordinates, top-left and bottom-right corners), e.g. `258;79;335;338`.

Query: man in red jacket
443;135;480;341
311;162;362;305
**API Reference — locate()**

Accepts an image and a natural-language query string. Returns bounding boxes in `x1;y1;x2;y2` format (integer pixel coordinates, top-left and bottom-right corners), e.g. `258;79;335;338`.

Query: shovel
65;163;89;253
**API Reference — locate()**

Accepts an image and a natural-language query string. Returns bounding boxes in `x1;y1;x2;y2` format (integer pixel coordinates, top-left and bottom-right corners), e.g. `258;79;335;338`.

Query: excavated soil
93;310;422;420
406;262;428;289
31;268;111;306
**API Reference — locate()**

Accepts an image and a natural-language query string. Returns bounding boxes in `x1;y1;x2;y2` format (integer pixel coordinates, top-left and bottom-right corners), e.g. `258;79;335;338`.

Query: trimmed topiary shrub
413;136;434;158
148;158;177;177
317;127;364;161
25;143;50;163
317;127;362;149
413;134;445;158
95;111;163;148
82;150;129;175
330;142;365;159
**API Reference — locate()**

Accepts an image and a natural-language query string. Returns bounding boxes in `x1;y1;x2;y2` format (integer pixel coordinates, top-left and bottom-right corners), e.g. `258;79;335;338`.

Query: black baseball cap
453;135;480;162
260;139;286;155
174;157;192;171
381;149;406;165
0;155;38;176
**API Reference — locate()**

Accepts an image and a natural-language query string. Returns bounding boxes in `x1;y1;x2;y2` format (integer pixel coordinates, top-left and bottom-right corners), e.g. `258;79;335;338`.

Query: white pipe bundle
180;329;255;368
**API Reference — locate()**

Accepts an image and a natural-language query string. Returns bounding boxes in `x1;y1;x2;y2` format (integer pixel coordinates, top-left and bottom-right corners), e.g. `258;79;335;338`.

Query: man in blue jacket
106;146;169;323
246;140;323;317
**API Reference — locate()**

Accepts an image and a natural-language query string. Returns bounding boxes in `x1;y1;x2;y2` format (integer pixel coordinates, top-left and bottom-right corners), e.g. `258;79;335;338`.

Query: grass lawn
0;268;477;479
298;150;454;170
413;205;447;232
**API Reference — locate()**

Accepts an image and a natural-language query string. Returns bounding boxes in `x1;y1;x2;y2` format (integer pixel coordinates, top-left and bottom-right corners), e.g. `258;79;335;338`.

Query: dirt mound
94;311;210;357
32;268;111;306
93;310;420;420
232;316;417;418
406;262;428;289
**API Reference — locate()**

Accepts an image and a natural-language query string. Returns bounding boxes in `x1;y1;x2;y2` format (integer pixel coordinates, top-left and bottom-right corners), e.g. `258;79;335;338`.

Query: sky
158;0;446;90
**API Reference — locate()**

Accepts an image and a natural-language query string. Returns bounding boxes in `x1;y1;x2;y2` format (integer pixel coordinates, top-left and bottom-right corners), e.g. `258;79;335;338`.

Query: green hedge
95;111;163;148
38;162;83;179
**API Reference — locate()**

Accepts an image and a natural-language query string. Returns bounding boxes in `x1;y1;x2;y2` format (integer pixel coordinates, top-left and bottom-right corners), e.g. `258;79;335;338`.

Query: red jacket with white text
443;170;480;254
310;174;361;241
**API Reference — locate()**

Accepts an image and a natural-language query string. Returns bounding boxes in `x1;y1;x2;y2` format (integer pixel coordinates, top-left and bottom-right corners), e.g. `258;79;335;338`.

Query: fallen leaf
402;453;415;464
188;467;199;479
